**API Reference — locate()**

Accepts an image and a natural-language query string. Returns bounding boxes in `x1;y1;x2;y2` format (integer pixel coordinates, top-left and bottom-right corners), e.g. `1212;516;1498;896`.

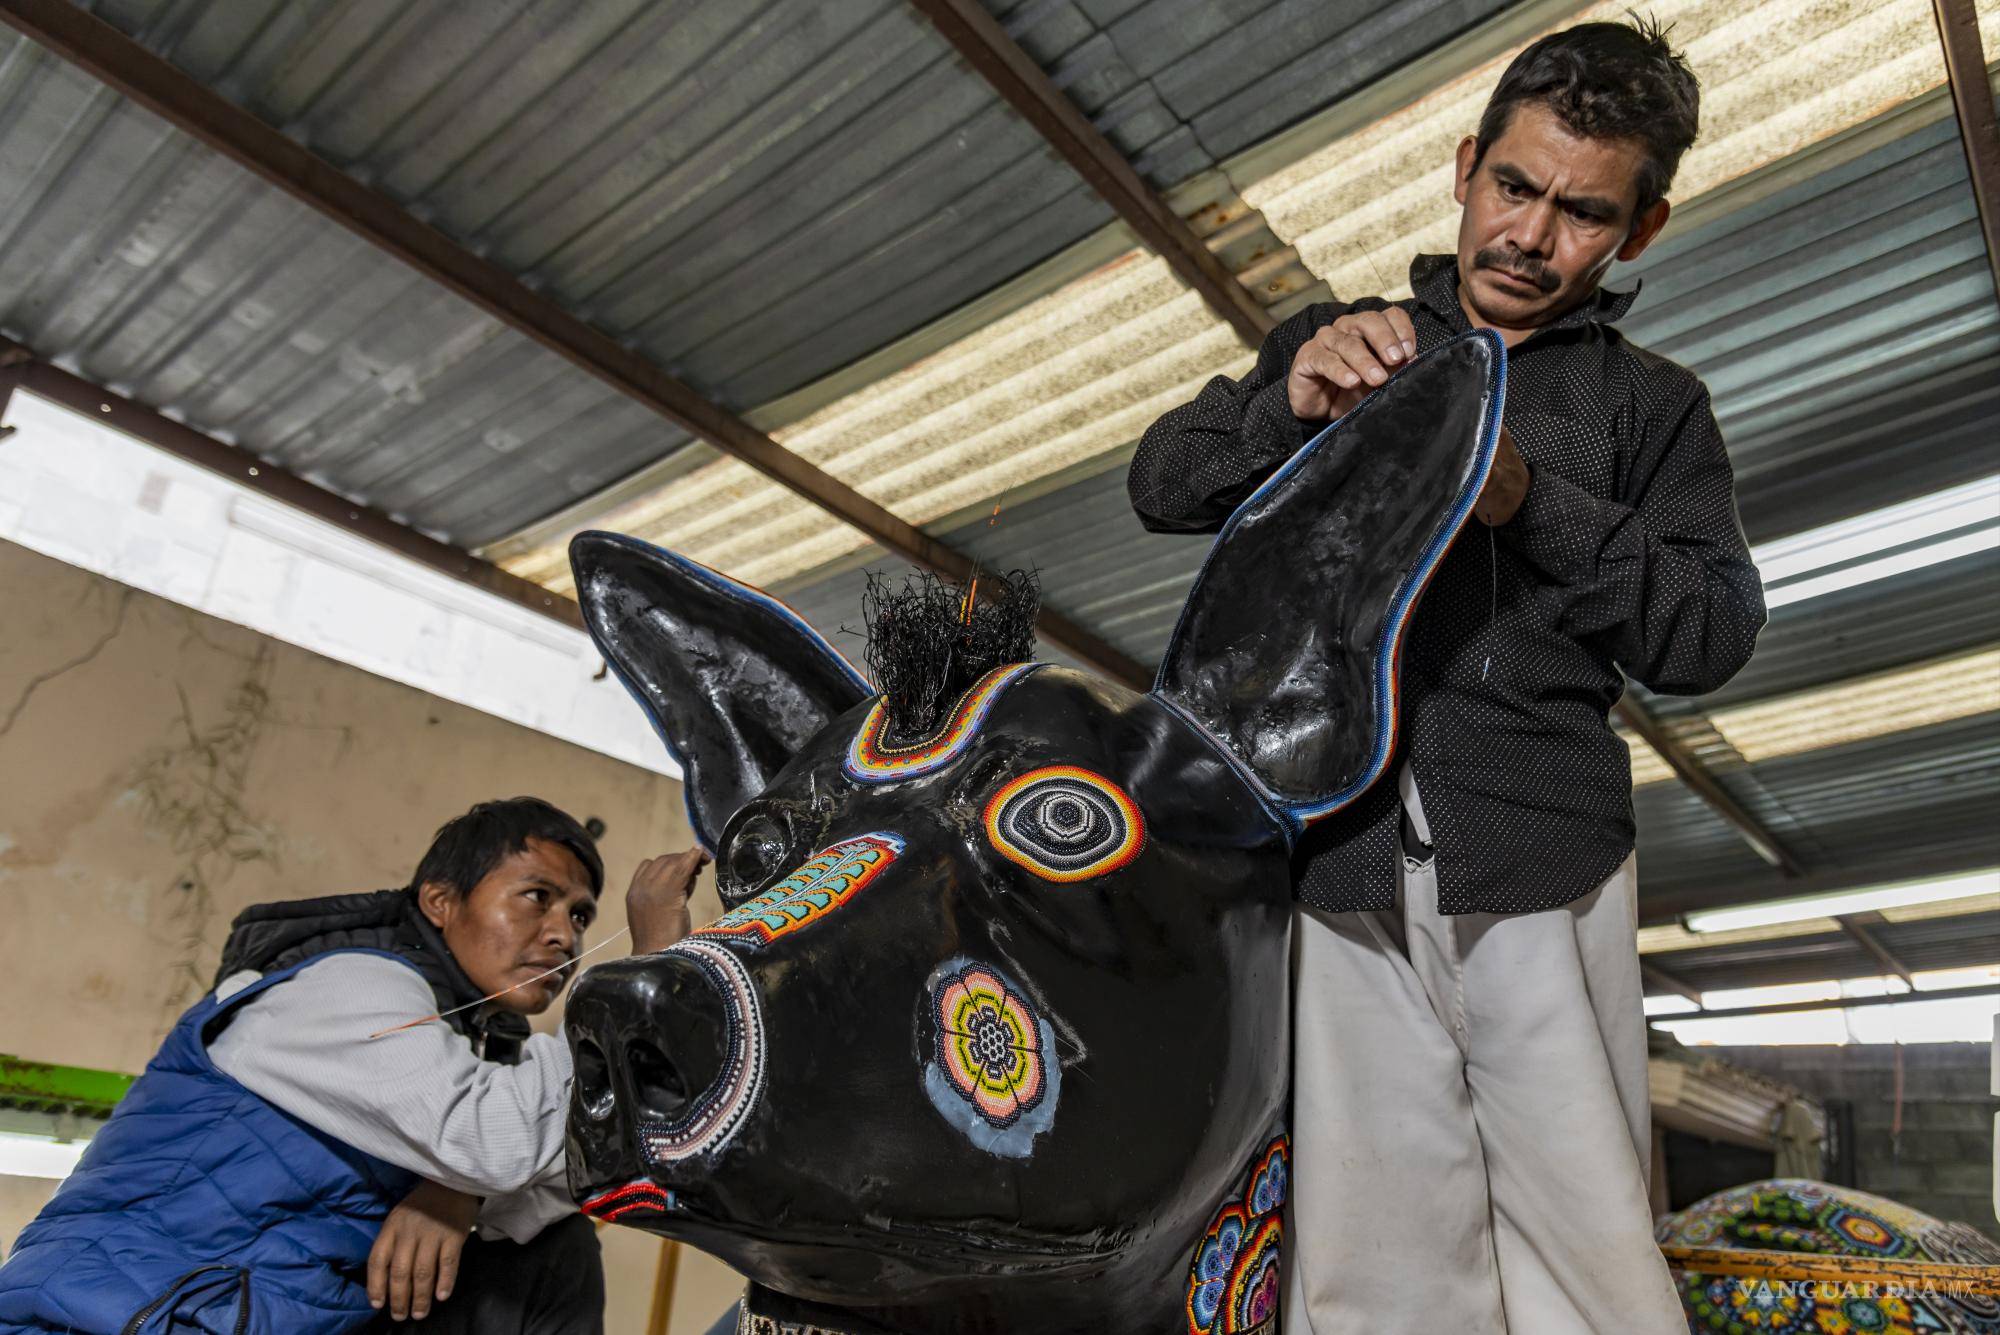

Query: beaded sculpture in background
1659;1179;2000;1334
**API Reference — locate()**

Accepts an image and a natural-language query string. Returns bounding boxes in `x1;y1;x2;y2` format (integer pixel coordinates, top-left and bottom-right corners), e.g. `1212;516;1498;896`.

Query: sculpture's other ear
571;532;871;850
1155;330;1505;824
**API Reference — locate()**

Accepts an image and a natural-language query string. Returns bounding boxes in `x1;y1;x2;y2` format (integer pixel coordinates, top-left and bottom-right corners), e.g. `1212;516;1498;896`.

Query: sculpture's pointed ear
570;532;872;850
1155;330;1505;824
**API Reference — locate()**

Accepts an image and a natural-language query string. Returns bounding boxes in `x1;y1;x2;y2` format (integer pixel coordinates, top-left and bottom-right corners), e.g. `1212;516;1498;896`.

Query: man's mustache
1475;248;1561;294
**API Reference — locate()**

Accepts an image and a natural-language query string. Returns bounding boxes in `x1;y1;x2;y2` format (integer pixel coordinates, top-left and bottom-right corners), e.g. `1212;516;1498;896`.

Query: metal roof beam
1836;912;1917;988
0;0;1147;688
1641;960;1705;1007
0;338;583;629
1616;696;1804;877
907;0;1274;346
1932;0;2000;304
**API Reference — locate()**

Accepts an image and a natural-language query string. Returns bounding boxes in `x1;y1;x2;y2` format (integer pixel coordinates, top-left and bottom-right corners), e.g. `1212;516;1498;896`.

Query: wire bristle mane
862;568;1040;744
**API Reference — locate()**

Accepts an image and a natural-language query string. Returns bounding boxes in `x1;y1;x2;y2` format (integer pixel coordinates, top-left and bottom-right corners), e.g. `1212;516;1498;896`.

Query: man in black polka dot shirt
1131;18;1763;1334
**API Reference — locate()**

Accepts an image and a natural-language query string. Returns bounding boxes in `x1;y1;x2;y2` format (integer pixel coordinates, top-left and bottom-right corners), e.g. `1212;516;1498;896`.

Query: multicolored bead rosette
919;956;1060;1160
1186;1135;1288;1335
983;765;1144;883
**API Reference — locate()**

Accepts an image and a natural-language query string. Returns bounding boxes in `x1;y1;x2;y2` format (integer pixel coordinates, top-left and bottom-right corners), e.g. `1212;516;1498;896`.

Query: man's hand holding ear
627;848;711;954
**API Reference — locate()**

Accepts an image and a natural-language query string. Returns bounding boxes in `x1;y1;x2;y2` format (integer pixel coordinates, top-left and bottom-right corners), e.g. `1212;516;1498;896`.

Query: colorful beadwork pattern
983;765;1145;883
1657;1178;2000;1333
920;956;1061;1159
695;833;903;948
1186;1134;1289;1335
579;1179;674;1224
638;939;766;1166
845;662;1040;782
737;1313;862;1335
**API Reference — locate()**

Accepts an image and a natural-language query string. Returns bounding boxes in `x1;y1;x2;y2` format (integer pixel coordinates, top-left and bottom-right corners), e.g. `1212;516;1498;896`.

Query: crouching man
0;797;708;1334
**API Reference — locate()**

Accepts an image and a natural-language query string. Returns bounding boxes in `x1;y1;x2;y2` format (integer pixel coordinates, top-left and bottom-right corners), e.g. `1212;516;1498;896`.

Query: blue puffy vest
0;949;422;1334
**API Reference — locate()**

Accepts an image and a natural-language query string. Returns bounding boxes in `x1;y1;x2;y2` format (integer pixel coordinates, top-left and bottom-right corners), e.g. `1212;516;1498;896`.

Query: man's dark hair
1473;14;1700;214
410;797;605;900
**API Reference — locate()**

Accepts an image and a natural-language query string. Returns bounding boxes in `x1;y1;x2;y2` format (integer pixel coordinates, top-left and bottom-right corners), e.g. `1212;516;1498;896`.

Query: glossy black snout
565;951;731;1188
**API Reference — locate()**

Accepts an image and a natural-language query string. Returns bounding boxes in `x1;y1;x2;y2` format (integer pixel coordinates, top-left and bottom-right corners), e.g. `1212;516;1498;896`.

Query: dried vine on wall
130;635;281;1023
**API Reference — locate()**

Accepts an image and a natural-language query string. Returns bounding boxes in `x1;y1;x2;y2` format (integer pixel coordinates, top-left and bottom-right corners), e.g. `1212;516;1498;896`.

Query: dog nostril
626;1038;691;1120
575;1037;616;1122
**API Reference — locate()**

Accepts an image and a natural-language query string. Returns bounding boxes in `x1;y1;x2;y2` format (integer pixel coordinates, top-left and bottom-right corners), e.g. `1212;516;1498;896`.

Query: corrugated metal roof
990;0;1518;175
1614;112;2000;540
0;24;687;546
1643;910;2000;992
1663;551;2000;712
1635;716;2000;919
775;96;1999;665
0;0;1524;551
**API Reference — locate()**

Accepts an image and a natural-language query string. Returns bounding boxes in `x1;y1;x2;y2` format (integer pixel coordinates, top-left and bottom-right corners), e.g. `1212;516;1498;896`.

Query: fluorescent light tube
1762;527;2000;608
1684;869;2000;934
1753;475;2000;586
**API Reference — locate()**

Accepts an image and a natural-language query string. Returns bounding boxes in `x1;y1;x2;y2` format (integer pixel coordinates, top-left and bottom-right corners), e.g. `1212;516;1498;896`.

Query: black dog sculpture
563;332;1506;1334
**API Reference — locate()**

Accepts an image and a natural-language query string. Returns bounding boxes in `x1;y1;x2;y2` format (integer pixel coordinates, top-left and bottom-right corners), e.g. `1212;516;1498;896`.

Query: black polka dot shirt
1129;253;1767;915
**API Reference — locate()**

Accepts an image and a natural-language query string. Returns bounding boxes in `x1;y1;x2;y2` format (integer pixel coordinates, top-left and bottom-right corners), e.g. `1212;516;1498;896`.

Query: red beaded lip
579;1178;672;1222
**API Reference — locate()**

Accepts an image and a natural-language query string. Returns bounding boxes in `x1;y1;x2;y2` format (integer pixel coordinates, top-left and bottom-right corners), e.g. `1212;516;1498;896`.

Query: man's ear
415;880;455;933
1155;331;1504;823
1454;134;1478;205
571;532;872;852
1618;198;1671;262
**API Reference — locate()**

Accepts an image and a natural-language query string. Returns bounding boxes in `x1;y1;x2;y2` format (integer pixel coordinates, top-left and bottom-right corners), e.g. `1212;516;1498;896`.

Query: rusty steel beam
1616;697;1804;877
1933;0;2000;303
0;344;22;434
907;0;1274;346
0;0;1148;688
1641;960;1705;1007
1837;912;1916;988
1;338;585;629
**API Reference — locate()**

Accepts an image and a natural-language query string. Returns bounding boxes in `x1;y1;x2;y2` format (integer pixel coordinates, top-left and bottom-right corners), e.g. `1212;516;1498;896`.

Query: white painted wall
0;388;676;776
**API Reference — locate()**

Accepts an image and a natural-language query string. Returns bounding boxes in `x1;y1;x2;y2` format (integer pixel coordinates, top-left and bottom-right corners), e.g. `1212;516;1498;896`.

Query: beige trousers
1282;768;1684;1334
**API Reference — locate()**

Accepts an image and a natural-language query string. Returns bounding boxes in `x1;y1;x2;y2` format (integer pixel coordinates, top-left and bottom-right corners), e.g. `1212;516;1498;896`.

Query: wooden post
645;1239;683;1335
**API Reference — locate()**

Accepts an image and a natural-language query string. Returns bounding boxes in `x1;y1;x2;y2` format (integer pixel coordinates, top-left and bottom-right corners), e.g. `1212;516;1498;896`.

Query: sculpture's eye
983;765;1145;882
720;810;792;905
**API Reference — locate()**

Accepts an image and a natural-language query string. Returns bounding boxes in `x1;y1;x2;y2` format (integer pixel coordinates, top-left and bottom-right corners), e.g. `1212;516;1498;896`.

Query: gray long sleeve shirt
209;952;575;1243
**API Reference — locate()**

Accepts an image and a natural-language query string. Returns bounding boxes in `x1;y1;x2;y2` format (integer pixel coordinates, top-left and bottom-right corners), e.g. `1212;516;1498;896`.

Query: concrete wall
0;539;741;1329
1709;1043;1998;1236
